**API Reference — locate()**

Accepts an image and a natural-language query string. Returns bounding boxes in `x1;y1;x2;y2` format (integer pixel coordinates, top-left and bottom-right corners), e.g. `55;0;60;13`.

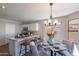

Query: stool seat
21;42;30;46
21;40;32;45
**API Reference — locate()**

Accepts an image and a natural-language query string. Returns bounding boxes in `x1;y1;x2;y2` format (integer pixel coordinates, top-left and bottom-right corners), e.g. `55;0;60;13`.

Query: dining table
40;39;72;56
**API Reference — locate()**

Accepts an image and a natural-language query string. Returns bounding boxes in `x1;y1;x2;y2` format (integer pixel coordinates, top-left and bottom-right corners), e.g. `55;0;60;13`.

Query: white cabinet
21;23;39;31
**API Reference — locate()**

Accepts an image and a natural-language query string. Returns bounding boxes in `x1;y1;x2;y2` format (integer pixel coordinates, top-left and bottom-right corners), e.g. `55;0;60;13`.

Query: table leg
51;50;53;56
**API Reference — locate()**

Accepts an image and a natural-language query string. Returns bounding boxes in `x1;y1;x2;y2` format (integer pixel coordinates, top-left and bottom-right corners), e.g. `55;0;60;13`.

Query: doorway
68;19;79;43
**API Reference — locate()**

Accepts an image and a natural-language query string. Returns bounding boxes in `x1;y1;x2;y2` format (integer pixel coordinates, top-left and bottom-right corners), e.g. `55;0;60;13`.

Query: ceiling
0;3;79;22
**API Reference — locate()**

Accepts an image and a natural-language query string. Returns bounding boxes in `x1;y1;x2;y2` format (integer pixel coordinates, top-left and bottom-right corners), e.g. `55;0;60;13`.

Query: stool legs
25;46;27;56
19;45;31;56
19;45;27;56
51;50;53;56
30;45;32;55
19;45;22;56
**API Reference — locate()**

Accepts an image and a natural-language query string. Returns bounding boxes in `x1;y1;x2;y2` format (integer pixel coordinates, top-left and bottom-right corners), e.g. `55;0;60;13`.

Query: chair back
63;40;74;54
30;42;39;56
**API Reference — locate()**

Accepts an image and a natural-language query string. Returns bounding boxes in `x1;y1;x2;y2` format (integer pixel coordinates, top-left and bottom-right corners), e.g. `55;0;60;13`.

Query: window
36;23;39;31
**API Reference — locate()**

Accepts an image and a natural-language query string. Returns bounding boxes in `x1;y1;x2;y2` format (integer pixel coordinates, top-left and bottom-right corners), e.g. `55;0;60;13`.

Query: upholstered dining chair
30;42;49;56
30;42;39;56
63;40;74;54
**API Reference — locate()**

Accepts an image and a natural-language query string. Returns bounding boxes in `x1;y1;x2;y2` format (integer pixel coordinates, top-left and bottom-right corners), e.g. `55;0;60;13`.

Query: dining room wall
56;16;68;41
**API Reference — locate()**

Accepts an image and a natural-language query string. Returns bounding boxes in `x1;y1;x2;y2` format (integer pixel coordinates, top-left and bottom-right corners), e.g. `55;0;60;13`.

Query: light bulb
44;20;47;24
44;20;47;26
48;19;52;24
53;19;61;25
58;22;61;25
53;19;58;24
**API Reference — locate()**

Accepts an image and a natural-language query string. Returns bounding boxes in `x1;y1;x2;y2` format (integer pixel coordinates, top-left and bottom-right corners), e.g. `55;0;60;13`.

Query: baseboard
0;53;9;54
0;53;10;56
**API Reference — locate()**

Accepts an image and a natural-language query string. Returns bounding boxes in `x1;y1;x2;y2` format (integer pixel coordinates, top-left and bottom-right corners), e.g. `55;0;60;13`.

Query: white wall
38;21;44;38
0;18;20;46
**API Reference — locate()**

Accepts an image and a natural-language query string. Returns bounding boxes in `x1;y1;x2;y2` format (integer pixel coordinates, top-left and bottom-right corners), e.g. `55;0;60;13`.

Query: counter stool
19;39;32;56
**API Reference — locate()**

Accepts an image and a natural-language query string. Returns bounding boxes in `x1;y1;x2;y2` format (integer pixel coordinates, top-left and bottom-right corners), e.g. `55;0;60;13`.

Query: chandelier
44;3;61;26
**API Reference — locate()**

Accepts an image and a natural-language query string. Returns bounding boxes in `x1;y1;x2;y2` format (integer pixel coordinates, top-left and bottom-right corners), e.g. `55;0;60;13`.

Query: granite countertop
9;35;40;42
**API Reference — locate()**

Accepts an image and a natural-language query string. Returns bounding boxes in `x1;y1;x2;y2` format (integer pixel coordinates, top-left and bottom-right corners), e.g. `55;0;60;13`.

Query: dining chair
30;42;39;56
30;42;49;56
63;40;74;54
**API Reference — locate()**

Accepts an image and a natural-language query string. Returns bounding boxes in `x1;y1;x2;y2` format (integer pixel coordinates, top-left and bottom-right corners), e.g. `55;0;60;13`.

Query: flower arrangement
47;31;56;39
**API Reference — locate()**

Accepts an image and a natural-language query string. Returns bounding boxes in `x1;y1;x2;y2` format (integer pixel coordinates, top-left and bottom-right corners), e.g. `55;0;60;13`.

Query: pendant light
44;3;53;26
44;3;61;26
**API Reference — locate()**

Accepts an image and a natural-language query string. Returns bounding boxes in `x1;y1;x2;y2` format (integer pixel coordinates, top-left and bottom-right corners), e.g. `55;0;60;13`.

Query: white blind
36;23;39;31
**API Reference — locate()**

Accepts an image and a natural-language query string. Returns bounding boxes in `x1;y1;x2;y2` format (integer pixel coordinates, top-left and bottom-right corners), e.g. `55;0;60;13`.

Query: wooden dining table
47;45;60;56
42;44;60;56
41;43;70;56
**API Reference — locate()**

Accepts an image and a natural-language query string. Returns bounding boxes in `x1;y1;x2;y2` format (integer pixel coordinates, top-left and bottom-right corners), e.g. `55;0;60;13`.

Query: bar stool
19;39;32;56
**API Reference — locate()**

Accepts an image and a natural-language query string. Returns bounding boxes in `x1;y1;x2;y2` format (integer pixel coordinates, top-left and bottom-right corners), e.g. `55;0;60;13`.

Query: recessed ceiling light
2;5;5;9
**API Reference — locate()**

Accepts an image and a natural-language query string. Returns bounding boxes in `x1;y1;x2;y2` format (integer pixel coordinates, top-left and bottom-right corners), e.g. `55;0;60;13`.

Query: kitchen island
9;35;39;56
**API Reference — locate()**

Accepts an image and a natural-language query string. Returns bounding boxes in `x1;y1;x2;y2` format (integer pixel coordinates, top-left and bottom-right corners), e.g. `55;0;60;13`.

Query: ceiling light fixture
44;3;61;26
2;5;5;9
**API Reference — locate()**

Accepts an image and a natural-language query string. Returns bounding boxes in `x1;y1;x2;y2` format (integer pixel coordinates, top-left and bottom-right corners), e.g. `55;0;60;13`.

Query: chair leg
51;50;57;56
54;52;56;56
51;50;53;56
